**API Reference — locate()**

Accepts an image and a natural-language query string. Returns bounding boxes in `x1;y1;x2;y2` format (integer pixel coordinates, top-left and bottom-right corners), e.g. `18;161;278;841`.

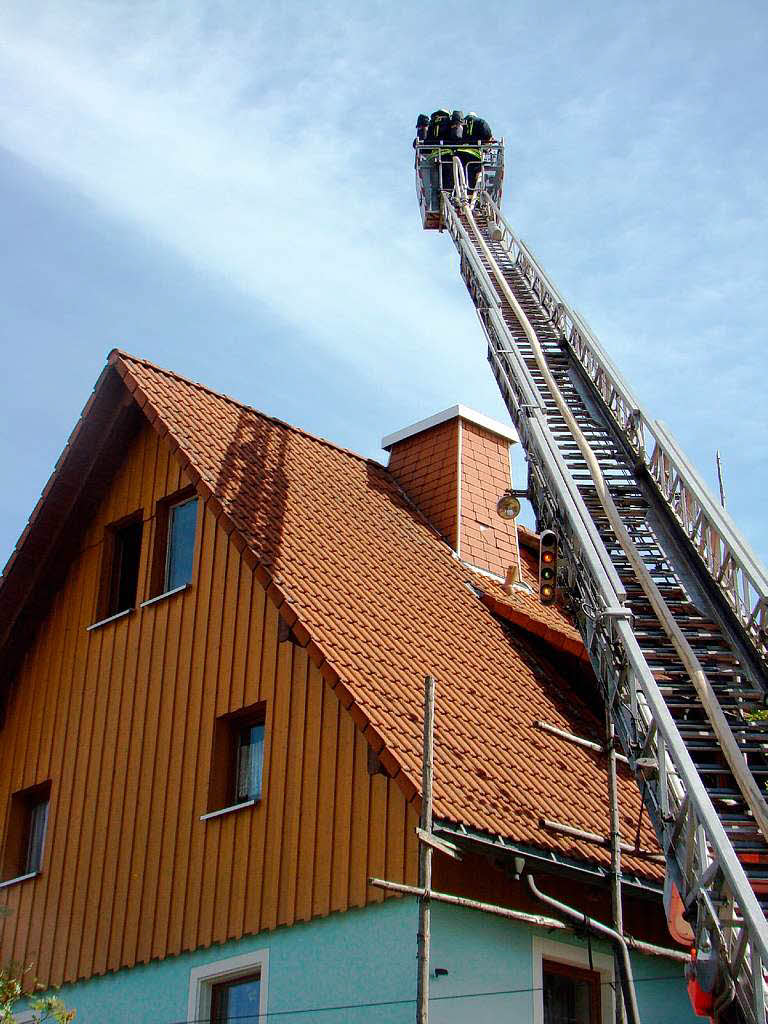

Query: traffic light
539;530;558;605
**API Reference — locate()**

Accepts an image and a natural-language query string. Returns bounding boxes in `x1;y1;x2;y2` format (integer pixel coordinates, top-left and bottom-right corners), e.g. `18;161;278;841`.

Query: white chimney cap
382;404;519;451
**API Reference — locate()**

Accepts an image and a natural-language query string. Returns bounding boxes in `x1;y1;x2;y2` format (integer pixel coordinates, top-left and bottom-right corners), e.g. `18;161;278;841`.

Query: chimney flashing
382;404;519;451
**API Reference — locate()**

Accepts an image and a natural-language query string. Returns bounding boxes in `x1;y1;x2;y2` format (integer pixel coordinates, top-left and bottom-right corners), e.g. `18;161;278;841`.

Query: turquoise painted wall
21;897;698;1023
426;903;696;1024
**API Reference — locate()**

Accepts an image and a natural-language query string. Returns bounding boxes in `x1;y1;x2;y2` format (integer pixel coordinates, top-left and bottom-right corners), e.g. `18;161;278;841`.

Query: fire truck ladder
418;150;768;1022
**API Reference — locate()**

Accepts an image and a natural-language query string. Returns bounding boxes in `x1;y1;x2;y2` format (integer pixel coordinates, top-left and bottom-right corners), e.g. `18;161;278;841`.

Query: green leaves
28;995;75;1024
0;966;74;1024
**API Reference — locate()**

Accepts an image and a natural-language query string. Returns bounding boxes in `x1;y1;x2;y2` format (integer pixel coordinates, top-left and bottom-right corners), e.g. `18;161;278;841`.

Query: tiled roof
4;351;663;880
474;546;588;660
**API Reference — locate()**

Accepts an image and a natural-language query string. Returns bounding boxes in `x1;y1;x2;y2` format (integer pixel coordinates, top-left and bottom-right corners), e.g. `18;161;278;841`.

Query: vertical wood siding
0;422;418;988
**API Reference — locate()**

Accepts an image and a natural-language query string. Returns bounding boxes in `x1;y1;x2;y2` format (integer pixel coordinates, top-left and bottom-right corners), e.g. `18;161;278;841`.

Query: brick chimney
382;405;521;579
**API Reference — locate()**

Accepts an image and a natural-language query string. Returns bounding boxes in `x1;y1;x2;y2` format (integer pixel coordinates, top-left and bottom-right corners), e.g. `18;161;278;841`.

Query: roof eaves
480;591;589;662
1;361;116;582
0;365;141;675
433;820;663;889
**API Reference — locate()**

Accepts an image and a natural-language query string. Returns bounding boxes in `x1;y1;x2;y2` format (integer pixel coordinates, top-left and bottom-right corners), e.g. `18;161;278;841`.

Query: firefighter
449;109;464;141
463;112;493;144
426;108;451;142
456;112;493;191
414;113;430;144
418;109;454;209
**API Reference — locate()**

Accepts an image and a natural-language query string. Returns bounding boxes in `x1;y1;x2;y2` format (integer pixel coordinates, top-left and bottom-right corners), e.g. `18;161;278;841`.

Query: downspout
455;419;463;559
527;874;641;1024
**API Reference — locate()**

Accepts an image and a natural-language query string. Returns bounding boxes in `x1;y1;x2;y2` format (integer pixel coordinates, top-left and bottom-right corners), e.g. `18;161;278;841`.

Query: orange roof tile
472;545;588;660
1;351;662;880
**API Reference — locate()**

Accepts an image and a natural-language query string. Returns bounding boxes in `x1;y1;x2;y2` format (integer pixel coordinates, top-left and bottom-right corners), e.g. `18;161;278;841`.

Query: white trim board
188;947;269;1024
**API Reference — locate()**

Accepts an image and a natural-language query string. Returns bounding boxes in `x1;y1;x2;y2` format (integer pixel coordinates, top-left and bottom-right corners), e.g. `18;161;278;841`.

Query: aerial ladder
414;136;768;1022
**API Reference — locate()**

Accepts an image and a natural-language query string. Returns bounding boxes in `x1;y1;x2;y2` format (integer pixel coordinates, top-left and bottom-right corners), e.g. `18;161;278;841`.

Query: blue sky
1;0;766;567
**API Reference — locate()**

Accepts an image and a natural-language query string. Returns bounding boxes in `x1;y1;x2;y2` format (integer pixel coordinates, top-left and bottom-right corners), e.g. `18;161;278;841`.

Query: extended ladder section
426;158;768;1022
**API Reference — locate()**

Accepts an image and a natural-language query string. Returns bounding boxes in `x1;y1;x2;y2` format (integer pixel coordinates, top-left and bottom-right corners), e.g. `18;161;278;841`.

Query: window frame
23;794;49;875
204;703;267;820
533;936;613;1024
164;494;199;592
234;720;266;805
95;510;144;622
1;781;51;886
211;971;263;1023
148;488;199;600
187;948;269;1024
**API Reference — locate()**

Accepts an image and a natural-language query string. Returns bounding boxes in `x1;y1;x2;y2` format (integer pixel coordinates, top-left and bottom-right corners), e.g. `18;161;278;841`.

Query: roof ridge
110;349;390;472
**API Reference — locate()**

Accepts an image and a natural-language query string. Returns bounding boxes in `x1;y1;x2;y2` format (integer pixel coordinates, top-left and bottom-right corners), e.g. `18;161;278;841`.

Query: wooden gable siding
0;420;418;989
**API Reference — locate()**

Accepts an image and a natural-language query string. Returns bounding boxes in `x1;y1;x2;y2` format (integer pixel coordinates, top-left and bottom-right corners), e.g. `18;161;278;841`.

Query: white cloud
0;2;490;411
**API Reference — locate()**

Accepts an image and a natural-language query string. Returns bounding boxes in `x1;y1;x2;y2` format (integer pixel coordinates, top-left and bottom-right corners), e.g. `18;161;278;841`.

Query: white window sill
86;607;133;631
140;582;190;608
0;870;39;890
200;799;256;822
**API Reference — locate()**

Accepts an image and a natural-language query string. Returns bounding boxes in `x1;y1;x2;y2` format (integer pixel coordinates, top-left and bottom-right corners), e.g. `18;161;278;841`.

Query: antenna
716;449;727;510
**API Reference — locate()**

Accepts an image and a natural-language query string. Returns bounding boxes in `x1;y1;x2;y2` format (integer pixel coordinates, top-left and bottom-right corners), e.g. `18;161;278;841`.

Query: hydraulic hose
452;156;768;844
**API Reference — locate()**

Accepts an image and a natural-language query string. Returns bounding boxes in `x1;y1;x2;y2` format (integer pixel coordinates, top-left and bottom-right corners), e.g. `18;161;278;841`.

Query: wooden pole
606;706;627;1024
417;675;436;1024
370;877;690;964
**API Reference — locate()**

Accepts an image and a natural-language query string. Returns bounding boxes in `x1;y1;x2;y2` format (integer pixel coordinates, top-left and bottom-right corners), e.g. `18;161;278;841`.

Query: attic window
166;496;198;590
98;512;143;619
149;489;198;598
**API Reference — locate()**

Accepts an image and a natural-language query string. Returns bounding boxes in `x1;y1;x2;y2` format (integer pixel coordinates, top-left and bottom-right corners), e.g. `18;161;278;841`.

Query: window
234;722;265;803
543;959;601;1024
533;937;613;1024
212;974;261;1023
148;490;198;598
165;496;198;591
97;513;143;619
1;781;51;884
188;949;268;1024
204;704;266;818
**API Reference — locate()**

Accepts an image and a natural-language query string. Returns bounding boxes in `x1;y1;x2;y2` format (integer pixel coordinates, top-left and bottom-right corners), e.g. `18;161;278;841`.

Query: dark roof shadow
213;407;290;569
